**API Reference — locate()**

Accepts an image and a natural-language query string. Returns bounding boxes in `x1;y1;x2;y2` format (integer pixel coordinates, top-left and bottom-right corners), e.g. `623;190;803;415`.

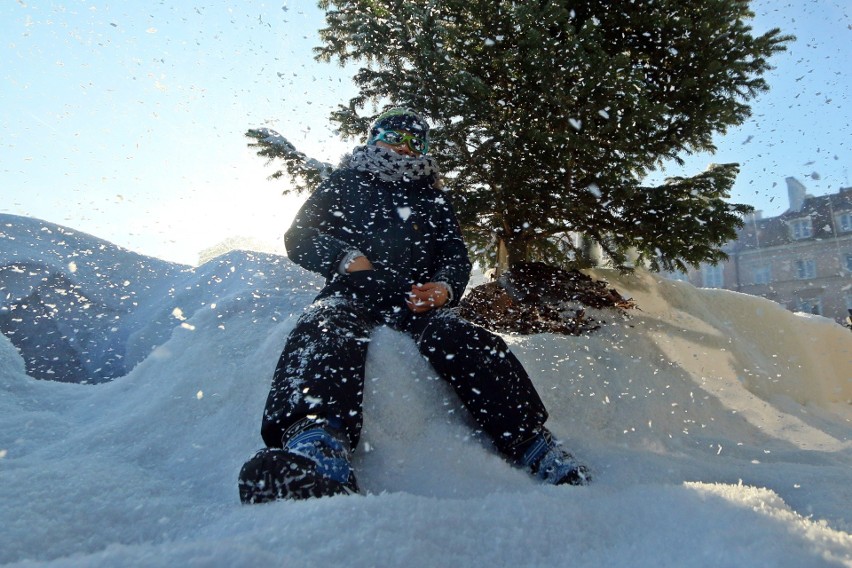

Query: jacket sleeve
430;194;472;306
284;173;356;278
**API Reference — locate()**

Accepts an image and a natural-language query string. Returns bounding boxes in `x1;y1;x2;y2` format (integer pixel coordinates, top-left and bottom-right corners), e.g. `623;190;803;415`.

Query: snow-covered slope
0;214;184;383
1;215;851;567
0;214;318;384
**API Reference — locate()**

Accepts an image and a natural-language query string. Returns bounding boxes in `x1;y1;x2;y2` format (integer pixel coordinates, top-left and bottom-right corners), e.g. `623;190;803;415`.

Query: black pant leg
261;298;374;450
403;310;548;458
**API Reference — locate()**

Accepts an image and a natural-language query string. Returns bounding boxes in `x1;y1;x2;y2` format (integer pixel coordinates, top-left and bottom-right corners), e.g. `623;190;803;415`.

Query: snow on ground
1;213;851;567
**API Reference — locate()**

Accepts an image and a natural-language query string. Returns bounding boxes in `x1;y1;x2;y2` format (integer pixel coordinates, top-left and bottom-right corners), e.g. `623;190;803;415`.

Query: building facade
674;178;852;325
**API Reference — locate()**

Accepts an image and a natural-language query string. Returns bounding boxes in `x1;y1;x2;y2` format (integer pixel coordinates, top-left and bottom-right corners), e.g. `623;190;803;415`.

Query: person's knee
298;298;370;334
423;312;505;354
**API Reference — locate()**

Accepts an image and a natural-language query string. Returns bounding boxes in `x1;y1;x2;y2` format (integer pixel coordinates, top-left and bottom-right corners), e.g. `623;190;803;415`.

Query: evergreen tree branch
245;128;333;194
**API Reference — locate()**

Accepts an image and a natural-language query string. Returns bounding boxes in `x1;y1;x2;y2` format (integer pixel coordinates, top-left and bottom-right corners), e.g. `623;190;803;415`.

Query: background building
672;178;852;325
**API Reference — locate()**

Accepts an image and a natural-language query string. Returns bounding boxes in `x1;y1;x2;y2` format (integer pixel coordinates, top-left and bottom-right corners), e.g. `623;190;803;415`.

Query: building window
702;264;724;288
795;258;816;279
753;265;772;285
846;253;852;272
796;297;822;316
789;218;813;240
838;212;852;233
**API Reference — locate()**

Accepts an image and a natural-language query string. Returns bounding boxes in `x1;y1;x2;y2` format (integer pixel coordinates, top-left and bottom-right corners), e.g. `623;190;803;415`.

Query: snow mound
1;216;851;567
0;214;322;383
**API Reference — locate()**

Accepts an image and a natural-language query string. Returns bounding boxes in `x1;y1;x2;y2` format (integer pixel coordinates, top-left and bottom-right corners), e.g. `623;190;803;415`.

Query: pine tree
270;0;792;272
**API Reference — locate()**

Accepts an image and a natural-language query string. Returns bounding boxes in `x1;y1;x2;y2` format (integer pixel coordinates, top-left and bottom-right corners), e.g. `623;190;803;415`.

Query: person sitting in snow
238;108;590;503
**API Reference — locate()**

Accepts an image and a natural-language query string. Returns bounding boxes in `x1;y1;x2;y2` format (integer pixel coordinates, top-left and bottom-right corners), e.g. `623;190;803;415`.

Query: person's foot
519;430;591;486
238;446;358;504
239;422;358;504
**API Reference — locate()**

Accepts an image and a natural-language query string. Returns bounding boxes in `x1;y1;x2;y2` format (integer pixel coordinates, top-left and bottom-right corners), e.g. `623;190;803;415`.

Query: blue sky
656;0;851;214
2;1;850;265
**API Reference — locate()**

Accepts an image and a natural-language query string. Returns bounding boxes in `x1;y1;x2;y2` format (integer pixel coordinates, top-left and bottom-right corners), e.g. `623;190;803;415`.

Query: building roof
733;186;852;251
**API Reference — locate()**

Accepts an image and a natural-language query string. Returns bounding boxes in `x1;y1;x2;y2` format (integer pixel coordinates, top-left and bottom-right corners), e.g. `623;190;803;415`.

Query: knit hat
368;108;430;142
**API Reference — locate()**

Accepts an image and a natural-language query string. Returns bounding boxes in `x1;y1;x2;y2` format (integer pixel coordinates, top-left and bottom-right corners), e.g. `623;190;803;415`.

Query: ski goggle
373;129;429;154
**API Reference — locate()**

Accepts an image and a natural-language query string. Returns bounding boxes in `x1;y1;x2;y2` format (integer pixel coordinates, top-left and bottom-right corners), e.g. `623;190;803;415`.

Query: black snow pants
261;297;548;461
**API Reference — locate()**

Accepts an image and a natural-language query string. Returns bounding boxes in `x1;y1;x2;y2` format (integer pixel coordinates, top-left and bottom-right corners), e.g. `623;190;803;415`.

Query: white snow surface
1;214;852;567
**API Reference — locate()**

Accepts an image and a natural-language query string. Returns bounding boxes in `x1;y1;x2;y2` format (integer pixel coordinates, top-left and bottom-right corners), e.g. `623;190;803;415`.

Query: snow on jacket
284;166;472;308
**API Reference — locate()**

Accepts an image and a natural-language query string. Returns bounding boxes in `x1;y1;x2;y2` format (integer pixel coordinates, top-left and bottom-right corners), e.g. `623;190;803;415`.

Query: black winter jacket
284;167;472;310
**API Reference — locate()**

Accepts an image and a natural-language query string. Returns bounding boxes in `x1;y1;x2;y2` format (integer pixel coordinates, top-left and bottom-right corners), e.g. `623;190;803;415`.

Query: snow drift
1;213;851;567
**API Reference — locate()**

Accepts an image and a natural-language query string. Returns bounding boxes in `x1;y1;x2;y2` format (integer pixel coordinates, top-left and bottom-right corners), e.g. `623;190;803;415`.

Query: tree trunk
580;234;603;267
495;236;531;276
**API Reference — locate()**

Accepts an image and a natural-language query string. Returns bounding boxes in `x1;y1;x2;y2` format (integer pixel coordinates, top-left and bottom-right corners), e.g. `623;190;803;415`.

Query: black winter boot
517;429;591;486
238;420;359;504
